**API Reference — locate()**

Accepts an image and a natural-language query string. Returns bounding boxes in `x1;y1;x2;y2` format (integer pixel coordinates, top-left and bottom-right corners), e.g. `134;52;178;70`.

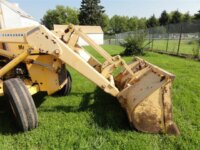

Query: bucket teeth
115;57;180;135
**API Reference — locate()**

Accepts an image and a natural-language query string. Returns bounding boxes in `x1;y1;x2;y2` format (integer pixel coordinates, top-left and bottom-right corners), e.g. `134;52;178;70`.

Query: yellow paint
26;55;62;95
0;50;29;77
26;84;40;95
0;82;3;96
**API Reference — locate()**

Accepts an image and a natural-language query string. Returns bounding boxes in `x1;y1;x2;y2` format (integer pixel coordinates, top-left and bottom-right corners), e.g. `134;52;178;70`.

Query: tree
183;12;192;23
137;18;147;29
79;0;105;25
159;10;170;26
109;15;129;34
170;10;183;24
194;10;200;20
146;15;159;28
41;6;79;29
99;14;110;33
127;17;138;31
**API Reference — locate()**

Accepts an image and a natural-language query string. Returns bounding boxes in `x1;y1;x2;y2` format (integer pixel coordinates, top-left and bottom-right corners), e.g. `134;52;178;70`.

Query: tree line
41;0;200;34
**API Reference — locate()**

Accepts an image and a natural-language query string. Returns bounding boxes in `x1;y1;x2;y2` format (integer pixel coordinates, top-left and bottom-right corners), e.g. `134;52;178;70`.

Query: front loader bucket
115;57;180;135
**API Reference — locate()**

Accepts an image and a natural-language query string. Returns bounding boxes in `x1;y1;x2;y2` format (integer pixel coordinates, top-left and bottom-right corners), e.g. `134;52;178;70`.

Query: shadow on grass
0;88;130;134
80;88;130;131
0;92;47;135
33;92;47;108
49;88;131;132
0;96;18;135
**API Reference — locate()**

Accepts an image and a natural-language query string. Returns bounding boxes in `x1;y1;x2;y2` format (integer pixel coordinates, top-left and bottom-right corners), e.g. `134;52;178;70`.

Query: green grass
149;39;199;55
0;45;200;149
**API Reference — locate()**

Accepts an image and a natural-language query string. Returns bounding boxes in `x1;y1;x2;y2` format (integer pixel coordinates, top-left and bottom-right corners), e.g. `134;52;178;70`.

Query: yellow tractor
0;24;179;135
0;1;179;135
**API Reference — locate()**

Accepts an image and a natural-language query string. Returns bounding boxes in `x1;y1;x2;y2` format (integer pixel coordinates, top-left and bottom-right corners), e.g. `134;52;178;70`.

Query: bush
192;39;200;58
187;40;196;45
187;40;200;45
121;34;145;56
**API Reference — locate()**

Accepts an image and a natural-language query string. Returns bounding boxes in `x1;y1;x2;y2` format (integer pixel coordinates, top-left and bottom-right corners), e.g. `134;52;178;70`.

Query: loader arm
0;25;180;135
0;26;117;95
0;25;134;96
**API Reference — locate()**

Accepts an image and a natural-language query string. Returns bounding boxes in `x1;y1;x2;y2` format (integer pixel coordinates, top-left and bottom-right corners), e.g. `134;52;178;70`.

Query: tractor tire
3;78;38;132
57;68;72;96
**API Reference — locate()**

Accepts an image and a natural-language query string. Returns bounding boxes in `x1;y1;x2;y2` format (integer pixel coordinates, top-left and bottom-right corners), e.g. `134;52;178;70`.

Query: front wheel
3;78;38;132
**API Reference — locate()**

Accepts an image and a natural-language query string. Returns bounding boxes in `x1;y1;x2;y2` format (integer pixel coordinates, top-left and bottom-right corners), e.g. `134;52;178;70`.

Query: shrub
192;39;200;58
121;34;145;56
187;40;196;45
188;40;200;45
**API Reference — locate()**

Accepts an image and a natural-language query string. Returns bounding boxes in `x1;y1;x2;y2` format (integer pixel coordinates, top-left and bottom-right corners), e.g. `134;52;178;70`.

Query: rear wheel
56;67;72;96
3;78;38;132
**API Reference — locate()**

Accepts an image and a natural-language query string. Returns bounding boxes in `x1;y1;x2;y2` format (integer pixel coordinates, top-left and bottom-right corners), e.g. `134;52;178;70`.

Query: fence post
151;29;154;51
151;38;154;50
166;25;169;52
198;32;200;58
177;25;183;55
148;30;151;49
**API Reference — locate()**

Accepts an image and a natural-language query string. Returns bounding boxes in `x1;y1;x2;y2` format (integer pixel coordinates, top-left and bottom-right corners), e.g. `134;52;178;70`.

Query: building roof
0;0;33;19
54;25;104;34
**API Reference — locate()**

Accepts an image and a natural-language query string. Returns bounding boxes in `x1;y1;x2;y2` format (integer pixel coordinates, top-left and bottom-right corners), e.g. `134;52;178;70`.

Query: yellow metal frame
0;24;180;135
0;81;39;96
0;50;29;78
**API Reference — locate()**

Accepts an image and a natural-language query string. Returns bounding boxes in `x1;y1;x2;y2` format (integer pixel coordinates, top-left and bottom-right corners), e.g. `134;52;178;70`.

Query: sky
9;0;200;22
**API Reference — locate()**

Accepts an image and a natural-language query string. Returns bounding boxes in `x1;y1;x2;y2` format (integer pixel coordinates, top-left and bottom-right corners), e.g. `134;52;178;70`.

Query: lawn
0;45;200;149
151;39;199;55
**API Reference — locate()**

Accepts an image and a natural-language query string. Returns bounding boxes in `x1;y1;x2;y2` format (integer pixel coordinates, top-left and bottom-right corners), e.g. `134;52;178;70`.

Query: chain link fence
105;20;200;58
